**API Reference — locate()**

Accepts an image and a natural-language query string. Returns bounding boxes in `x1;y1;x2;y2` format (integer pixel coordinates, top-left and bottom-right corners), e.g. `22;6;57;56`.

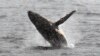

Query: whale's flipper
54;10;76;26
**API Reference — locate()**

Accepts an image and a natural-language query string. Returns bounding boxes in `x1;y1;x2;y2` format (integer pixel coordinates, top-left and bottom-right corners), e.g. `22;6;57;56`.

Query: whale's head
28;11;42;24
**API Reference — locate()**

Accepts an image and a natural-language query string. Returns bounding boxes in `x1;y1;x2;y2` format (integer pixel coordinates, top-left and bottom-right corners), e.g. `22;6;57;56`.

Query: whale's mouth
28;11;34;15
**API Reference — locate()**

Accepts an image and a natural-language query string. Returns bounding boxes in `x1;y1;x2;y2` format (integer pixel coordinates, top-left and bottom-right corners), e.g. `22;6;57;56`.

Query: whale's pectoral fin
54;10;76;26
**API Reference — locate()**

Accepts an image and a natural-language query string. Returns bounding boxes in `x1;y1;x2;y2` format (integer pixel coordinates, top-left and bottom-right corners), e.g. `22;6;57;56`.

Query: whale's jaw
28;10;76;48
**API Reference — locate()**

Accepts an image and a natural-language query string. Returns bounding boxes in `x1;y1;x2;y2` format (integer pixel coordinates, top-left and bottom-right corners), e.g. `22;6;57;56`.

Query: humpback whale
28;10;76;48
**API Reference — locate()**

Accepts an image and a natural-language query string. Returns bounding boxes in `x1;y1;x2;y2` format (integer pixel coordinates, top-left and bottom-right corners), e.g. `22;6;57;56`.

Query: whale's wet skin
28;10;76;49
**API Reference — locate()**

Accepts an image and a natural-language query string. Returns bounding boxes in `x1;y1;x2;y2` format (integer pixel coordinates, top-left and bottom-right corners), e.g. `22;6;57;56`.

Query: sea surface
0;0;100;56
